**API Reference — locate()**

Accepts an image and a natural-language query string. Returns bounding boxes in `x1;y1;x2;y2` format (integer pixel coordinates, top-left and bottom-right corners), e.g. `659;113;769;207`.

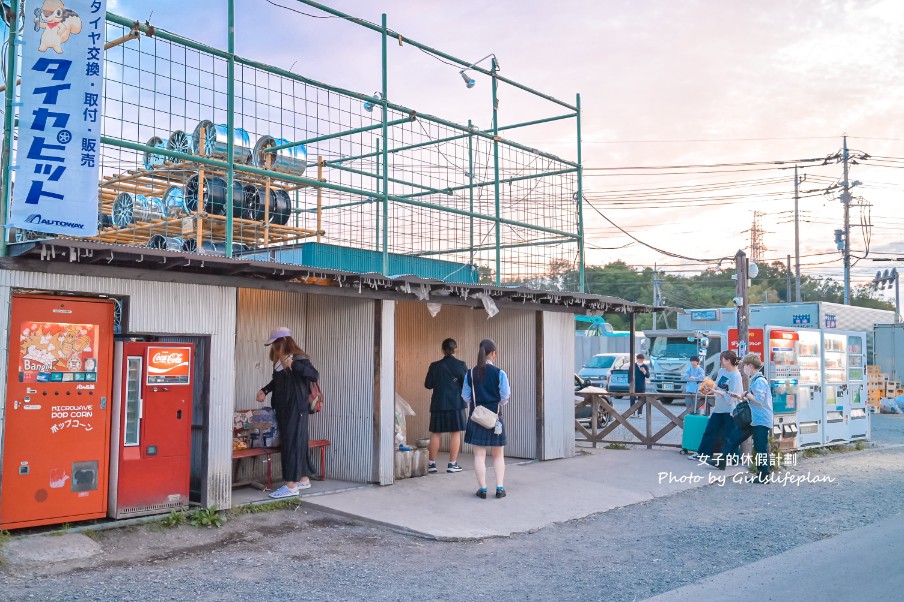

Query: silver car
578;353;630;388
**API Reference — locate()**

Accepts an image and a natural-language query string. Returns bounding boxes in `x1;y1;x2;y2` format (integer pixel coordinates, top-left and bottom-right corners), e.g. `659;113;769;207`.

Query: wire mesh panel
4;5;582;290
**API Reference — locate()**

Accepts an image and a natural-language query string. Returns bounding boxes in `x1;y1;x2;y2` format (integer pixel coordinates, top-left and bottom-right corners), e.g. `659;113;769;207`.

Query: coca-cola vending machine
108;342;194;519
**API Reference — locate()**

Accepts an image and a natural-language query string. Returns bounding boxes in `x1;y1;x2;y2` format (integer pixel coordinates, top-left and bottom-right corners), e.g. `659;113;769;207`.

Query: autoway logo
24;214;85;230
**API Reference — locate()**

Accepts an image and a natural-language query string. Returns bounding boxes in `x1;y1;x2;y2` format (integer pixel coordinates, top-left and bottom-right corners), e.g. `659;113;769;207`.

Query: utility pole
794;165;803;302
652;265;662;329
786;254;792;302
735;250;749;360
842;135;851;305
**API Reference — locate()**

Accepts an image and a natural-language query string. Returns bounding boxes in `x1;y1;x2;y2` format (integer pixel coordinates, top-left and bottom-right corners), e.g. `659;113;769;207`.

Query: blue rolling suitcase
682;414;708;453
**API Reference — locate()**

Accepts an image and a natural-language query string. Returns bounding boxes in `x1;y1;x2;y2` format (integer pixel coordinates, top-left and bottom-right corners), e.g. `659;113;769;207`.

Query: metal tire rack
96;160;320;250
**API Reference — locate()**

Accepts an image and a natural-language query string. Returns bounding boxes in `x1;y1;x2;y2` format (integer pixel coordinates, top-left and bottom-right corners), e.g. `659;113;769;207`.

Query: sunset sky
107;0;904;301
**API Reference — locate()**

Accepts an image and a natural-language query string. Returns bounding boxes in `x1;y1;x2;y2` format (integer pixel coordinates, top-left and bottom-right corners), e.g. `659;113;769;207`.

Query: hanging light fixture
458;53;498;89
363;91;383;112
459;70;476;89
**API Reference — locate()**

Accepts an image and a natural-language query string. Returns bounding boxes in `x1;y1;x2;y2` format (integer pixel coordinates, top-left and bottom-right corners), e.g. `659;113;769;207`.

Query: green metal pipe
492;57;501;286
416;237;569;257
375;137;380;251
225;0;236;257
402;167;578;200
327;131;467;167
100;137;578;239
294;0;578;111
328;114;575;167
576;93;585;292
381;13;389;275
267;117;413;152
0;0;20;258
105;12;579;168
299;198;375;213
329;162;451;196
468;119;474;262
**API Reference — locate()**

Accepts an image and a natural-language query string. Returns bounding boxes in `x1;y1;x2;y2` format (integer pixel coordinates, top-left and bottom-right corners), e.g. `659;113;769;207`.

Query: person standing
631;353;651;417
424;338;469;474
463;339;511;499
256;327;320;499
696;350;743;467
683;355;705;415
723;353;773;482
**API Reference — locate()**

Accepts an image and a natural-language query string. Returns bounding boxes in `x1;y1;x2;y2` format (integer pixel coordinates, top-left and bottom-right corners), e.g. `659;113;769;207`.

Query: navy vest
471;364;501;412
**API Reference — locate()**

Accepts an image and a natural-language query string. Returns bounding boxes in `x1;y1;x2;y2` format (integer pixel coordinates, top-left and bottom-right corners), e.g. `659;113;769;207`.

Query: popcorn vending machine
108;342;194;519
0;295;115;530
766;328;801;451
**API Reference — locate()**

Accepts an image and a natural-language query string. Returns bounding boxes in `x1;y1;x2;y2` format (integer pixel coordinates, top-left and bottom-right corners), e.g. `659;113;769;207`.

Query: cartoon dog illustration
34;0;82;54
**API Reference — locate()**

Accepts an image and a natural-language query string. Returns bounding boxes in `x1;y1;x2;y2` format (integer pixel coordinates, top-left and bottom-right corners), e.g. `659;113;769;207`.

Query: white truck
642;329;724;401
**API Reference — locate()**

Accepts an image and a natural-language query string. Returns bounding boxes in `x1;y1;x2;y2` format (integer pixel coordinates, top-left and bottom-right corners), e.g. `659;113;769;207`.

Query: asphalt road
3;414;903;602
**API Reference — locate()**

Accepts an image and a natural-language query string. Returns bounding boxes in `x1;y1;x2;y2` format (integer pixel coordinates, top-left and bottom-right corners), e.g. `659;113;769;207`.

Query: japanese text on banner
9;0;107;237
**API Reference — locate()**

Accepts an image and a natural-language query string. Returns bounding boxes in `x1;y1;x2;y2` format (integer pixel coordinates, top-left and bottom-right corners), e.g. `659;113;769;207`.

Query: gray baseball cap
265;327;292;345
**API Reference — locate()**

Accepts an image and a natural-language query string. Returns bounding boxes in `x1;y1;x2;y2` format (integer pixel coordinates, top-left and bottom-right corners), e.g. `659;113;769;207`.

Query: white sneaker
268;485;299;499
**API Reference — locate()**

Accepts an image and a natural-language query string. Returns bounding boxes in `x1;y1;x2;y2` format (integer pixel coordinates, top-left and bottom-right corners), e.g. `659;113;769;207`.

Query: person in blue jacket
722;353;774;482
631;353;651;417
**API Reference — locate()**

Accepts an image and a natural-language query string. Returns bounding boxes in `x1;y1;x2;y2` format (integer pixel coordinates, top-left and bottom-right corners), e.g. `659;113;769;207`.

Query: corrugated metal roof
5;239;666;314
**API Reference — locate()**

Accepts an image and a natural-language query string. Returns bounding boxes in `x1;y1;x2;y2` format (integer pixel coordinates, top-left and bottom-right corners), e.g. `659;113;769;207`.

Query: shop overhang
3;240;668;316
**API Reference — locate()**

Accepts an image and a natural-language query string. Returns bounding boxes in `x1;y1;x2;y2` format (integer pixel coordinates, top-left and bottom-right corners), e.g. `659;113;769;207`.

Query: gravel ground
3;414;903;602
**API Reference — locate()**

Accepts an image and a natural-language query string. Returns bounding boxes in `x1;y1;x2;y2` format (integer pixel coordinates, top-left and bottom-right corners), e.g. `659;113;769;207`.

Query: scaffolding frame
0;0;585;291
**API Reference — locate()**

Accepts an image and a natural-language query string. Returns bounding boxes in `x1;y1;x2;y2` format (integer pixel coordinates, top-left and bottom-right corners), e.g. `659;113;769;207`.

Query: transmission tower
750;211;767;263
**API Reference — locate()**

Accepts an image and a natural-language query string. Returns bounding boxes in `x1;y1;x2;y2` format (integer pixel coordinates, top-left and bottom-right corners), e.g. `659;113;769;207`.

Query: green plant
854;440;866;451
83;529;98;541
161;510;187;528
230;499;298;516
189;506;223;528
604;442;629;450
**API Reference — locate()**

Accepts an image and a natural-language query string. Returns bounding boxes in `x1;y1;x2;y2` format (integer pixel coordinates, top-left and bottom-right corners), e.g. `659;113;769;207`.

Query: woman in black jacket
424;338;468;473
256;327;320;499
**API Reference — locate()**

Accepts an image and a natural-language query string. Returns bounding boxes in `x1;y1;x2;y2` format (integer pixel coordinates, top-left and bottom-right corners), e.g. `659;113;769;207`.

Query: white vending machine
822;332;849;444
796;330;824;448
841;331;870;441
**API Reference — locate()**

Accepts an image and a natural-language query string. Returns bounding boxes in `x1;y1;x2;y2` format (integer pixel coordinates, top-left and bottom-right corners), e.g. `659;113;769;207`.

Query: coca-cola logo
152;352;185;365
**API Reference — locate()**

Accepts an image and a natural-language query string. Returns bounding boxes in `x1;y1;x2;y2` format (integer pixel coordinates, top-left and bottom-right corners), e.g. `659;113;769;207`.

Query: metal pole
576;93;585;293
381;13;389;276
894;275;901;323
787;254;792;302
629;312;636;397
736;250;749;359
1;0;20;258
492;57;501;286
468;119;474;265
842;135;851;305
225;0;236;258
794;165;802;302
652;263;658;330
375;137;380;251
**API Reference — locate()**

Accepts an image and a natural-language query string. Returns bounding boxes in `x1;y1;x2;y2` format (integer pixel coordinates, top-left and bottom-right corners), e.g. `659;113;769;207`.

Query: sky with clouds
104;0;904;301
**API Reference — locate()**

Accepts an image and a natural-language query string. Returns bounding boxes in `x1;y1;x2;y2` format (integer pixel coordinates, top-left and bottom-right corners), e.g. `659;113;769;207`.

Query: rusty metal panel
542;311;576;460
304;294;377;484
0;269;237;510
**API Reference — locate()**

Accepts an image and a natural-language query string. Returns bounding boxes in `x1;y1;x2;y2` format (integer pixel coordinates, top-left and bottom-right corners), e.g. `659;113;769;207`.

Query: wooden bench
231;439;331;491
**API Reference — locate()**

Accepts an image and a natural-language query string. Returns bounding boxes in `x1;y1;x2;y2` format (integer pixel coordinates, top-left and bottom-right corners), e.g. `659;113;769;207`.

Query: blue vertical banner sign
9;0;106;237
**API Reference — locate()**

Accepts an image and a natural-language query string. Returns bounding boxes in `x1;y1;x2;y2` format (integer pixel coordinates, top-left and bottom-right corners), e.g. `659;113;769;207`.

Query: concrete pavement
642;511;904;602
305;446;745;540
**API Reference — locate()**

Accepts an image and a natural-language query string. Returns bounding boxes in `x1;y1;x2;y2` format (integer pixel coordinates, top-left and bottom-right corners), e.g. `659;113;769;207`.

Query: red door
1;295;114;529
110;343;193;517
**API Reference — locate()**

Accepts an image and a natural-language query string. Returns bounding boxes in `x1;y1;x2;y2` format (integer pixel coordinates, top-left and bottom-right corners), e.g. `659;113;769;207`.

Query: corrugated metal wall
234;289;377;484
394;302;537;460
0;270;236;510
542;312;576;460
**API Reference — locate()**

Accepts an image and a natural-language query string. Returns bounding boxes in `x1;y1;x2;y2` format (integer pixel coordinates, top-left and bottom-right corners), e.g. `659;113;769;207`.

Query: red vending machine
108;343;194;519
1;294;115;530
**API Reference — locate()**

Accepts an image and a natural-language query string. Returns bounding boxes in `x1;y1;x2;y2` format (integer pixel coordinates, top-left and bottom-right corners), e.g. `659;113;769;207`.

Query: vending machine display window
848;335;864;381
824;333;847;385
124;357;142;447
